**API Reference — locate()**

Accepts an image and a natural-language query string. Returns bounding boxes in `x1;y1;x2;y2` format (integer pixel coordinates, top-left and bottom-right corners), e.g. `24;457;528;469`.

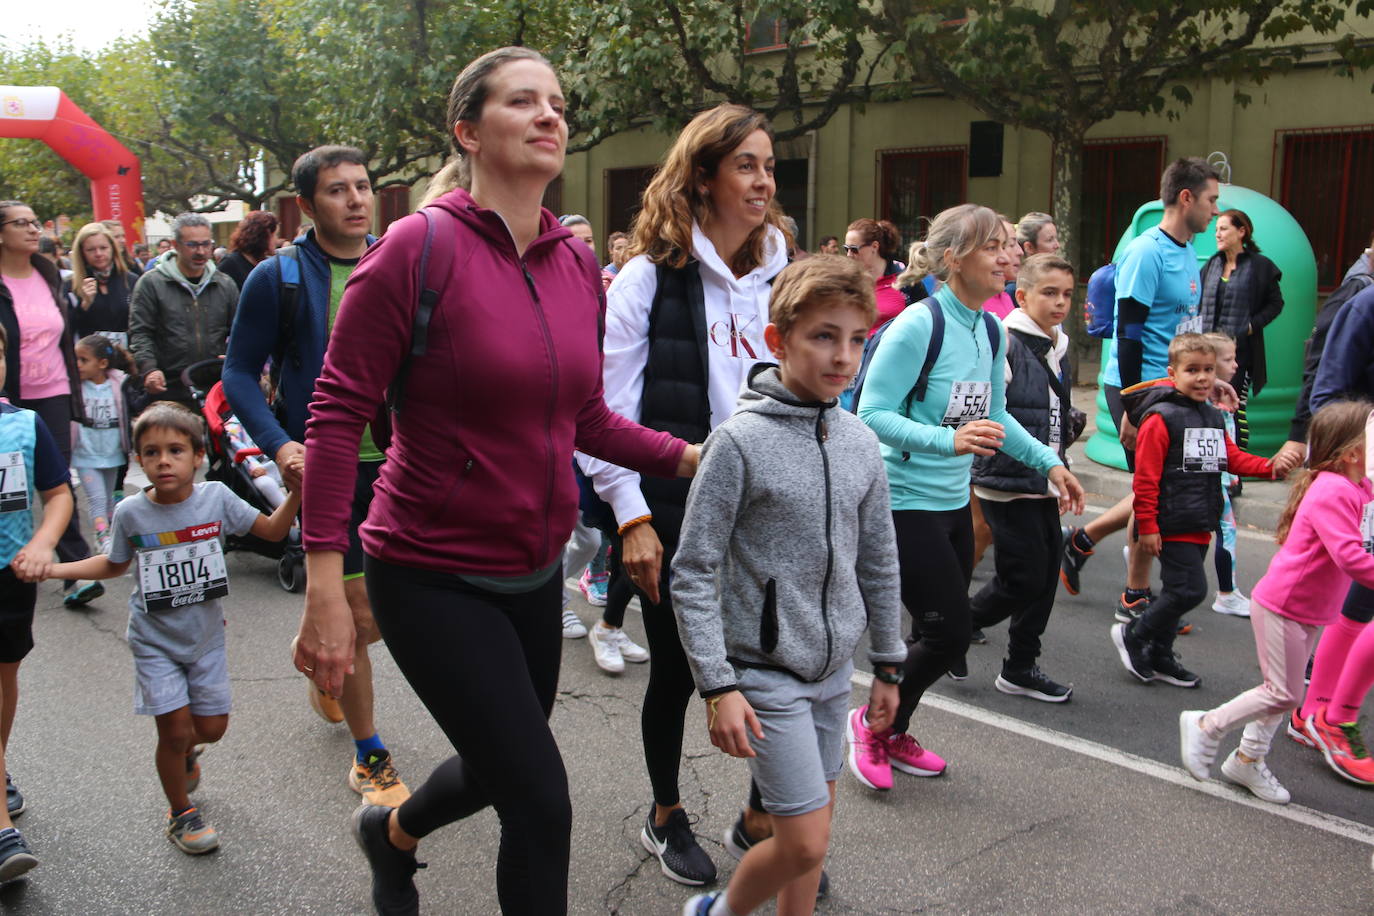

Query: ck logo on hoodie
709;313;761;359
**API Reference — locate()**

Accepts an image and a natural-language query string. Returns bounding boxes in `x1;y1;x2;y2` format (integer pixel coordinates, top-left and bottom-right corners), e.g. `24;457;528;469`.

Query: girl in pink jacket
1179;399;1374;802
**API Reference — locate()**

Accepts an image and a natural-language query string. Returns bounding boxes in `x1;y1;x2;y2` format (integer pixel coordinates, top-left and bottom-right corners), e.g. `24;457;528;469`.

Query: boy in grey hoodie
673;257;907;916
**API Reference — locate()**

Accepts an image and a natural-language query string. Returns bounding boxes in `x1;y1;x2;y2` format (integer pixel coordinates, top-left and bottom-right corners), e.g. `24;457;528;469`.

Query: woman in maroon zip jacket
291;48;698;915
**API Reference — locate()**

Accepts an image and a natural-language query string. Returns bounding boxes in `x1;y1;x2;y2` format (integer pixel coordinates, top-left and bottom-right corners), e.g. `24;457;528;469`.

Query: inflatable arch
0;85;144;247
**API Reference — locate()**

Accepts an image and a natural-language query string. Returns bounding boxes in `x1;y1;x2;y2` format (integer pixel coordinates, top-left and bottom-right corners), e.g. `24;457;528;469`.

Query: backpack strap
269;245;301;388
911;297;945;402
387;207;456;412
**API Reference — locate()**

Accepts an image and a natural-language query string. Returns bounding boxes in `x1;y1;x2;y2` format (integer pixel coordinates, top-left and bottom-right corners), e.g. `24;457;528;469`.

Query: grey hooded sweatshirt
672;365;907;696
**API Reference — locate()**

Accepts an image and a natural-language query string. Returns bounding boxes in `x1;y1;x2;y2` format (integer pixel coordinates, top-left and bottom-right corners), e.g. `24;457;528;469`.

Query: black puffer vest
1140;391;1226;535
971;330;1066;495
637;263;711;541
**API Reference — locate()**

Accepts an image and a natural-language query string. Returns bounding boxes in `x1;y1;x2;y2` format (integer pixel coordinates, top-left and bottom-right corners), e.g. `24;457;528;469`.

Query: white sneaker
1220;750;1291;804
589;622;625;673
1178;710;1219;780
1212;591;1251;617
561;606;587;639
608;626;650;664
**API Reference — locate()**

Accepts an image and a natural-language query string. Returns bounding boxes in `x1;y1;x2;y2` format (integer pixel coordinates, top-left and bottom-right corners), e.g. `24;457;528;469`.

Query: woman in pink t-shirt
845;218;906;334
0;201;94;601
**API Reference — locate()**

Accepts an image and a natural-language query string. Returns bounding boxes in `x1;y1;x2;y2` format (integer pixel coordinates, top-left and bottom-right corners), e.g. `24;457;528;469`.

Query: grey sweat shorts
133;644;232;717
738;659;853;817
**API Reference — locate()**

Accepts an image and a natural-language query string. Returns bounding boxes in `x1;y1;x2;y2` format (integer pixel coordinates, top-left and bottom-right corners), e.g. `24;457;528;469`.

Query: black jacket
0;255;85;420
971;330;1067;495
1125;384;1225;536
1199;251;1284;393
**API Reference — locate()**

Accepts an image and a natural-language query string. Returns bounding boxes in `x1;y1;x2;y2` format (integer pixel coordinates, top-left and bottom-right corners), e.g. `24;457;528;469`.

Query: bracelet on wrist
618;514;652;536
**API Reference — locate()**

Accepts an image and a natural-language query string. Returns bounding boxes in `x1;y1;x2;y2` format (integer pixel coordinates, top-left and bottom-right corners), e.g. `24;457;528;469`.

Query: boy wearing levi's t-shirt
44;402;298;856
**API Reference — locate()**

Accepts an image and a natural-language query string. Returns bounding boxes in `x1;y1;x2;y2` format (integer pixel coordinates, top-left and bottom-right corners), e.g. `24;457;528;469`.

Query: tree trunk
1050;127;1088;375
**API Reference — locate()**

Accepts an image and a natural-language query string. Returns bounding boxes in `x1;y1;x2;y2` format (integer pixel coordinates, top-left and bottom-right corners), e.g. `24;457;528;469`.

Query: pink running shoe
886;731;947;777
845;706;893;791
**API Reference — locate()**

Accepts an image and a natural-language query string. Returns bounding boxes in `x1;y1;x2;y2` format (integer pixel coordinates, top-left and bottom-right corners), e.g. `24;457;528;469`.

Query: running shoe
62;580;104;609
1113;592;1150;624
579;568;609;607
608;625;649;663
946;657;969;681
682;894;718;916
639;808;717;886
1058;527;1092;596
5;774;22;818
1211;590;1251;617
0;828;37;882
1110;622;1154;682
1176;619;1194;636
166;806;219;855
186;745;204;794
308;682;346;724
970;628;987;645
995;666;1072;703
1149;648;1201;688
721;812;829;897
588;622;625;674
560;606;587;639
1219;750;1290;804
1178;710;1218;780
353;803;426;916
350;750;412;808
1308;708;1374;786
845;706;893;791
886;731;947;777
1287;709;1317;748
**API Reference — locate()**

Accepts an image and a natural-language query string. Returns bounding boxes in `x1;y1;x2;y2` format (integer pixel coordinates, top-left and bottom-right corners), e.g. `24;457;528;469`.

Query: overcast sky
2;0;161;54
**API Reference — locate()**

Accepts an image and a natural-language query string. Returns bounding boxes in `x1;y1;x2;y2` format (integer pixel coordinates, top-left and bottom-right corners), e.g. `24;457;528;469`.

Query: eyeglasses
180;240;215;250
842;244;863;254
2;219;41;231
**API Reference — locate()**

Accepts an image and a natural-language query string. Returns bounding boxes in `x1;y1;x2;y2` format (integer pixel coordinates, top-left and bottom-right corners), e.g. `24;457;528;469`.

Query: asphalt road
3;495;1372;914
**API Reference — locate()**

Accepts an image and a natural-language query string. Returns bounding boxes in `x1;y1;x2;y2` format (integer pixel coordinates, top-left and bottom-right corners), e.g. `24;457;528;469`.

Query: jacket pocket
759;578;778;654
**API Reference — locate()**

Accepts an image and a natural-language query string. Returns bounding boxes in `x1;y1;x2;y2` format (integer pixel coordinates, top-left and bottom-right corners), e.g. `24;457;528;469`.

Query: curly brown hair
629;104;788;276
229;211;280;260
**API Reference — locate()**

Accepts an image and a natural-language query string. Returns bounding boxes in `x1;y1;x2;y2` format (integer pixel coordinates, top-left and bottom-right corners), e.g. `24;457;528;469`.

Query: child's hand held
1139;532;1162;557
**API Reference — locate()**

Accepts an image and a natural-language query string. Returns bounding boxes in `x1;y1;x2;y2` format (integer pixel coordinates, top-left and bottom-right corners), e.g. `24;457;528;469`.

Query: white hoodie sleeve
576;255;657;526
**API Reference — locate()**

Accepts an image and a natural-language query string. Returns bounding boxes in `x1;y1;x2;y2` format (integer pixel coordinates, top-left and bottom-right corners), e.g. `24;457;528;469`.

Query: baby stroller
181;359;306;593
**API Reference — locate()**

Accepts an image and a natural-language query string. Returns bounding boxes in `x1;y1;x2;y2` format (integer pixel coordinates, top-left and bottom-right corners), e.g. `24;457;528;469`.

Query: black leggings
892;507;974;734
366;556;570;915
970;498;1061;672
637;538;698;808
1134;540;1209;652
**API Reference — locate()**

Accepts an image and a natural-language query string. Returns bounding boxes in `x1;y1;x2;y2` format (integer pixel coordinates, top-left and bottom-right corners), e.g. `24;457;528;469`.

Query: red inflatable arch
0;85;144;247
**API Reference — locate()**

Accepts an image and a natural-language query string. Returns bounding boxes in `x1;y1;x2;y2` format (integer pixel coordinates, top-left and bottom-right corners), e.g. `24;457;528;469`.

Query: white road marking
851;669;1374;846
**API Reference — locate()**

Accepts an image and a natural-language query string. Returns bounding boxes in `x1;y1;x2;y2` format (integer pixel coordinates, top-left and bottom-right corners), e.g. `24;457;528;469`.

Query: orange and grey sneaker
307;682;345;724
349;750;411;807
166;806;219;855
1309;708;1374;786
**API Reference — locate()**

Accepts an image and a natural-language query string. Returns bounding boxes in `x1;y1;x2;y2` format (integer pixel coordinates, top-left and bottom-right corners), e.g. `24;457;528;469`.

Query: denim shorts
133;645;231;717
739;660;853;817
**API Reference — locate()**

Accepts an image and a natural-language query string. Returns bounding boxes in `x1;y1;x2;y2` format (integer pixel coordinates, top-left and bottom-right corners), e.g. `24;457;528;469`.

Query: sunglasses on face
843;244;864;254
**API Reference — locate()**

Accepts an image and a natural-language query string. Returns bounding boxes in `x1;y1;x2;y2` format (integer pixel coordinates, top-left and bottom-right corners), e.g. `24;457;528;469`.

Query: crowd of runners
1;44;1373;915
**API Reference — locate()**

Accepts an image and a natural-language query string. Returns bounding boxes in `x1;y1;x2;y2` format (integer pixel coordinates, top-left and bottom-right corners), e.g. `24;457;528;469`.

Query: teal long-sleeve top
857;285;1063;511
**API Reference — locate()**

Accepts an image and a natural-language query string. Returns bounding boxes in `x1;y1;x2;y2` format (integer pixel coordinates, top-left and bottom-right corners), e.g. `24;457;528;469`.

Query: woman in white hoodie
968;253;1079;702
578;103;792;889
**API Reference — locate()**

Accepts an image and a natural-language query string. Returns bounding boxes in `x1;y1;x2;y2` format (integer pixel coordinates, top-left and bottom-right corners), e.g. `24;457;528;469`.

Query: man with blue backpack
222;145;411;809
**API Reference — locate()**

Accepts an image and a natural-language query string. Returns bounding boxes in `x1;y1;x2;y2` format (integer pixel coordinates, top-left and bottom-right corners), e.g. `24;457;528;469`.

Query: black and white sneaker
0;828;36;883
946;657;969;681
1111;622;1155;682
995;666;1072;703
352;804;426;915
1150;649;1201;688
722;811;830;897
640;808;716;886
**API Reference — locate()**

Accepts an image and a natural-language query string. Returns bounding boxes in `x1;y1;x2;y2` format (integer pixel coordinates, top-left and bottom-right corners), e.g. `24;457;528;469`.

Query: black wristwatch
873;665;904;685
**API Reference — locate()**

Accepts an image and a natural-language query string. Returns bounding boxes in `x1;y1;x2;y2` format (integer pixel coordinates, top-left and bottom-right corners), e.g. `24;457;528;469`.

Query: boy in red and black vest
1111;333;1298;687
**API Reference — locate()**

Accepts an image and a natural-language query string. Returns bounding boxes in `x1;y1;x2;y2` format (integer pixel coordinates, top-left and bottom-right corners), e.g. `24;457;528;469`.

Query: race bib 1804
137;538;228;612
941;381;991;429
0;452;29;513
1182;427;1226;472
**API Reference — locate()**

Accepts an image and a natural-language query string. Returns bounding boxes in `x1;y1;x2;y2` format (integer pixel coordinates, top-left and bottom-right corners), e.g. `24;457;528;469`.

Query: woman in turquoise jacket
848;204;1084;784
